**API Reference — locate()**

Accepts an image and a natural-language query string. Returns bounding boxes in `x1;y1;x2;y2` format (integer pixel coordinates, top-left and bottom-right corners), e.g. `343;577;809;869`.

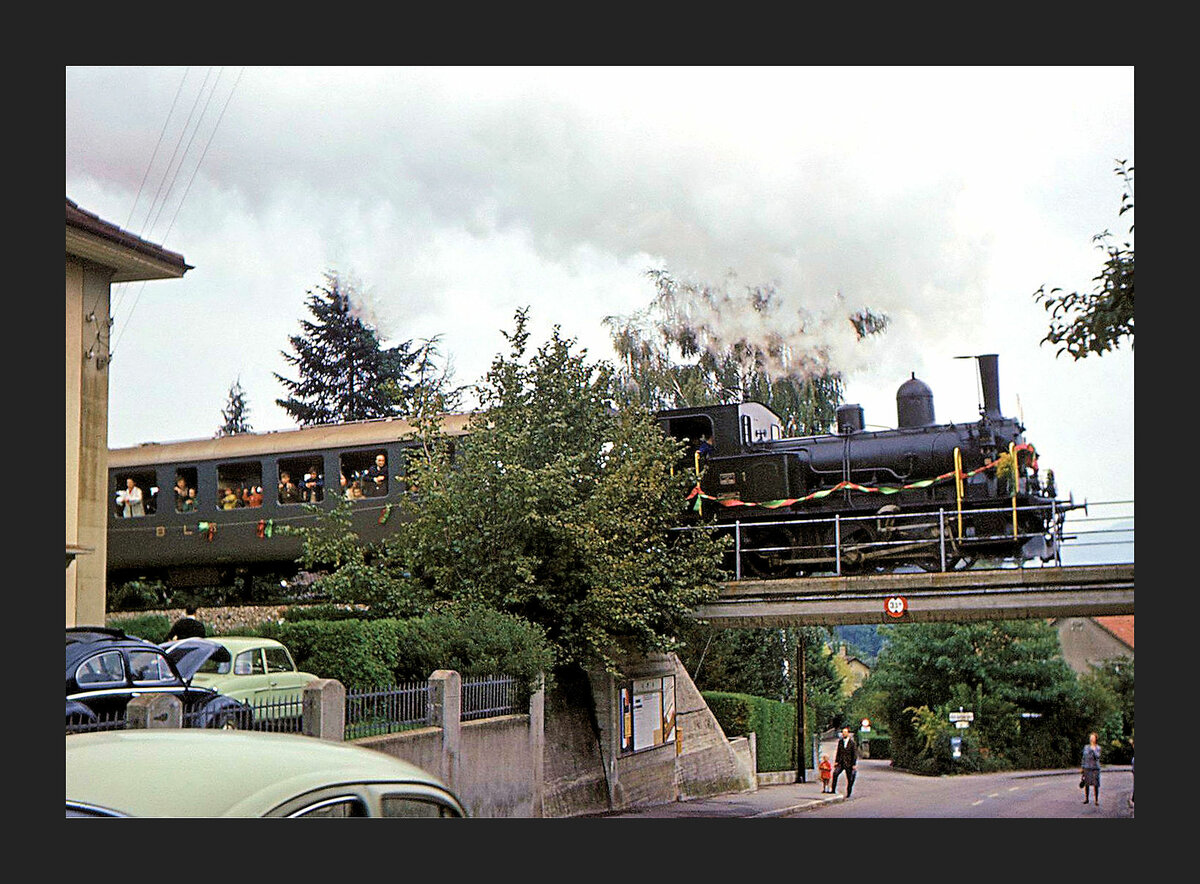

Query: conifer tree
216;378;253;436
275;271;434;426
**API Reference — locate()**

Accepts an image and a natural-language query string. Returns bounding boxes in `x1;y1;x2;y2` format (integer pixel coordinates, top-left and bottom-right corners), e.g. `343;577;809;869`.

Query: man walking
831;726;859;798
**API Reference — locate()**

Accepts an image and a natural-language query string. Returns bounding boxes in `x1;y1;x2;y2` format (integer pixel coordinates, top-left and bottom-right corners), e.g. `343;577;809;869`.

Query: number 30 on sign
885;596;908;618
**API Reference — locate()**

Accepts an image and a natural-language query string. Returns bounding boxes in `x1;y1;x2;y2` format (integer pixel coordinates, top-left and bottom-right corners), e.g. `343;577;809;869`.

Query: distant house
832;645;871;695
1053;616;1134;675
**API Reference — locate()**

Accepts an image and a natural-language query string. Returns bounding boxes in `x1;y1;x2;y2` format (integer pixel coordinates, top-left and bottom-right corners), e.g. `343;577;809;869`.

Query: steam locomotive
106;354;1068;589
656;354;1070;577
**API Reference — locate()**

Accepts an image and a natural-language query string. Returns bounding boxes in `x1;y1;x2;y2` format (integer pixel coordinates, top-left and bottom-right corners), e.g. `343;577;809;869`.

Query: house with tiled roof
1053;616;1134;675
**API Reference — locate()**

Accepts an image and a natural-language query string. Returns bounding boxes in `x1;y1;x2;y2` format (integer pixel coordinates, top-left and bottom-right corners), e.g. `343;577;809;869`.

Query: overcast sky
66;66;1134;519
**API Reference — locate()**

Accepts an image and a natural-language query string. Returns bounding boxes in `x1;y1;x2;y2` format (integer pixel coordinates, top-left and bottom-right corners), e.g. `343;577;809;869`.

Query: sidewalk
588;769;848;818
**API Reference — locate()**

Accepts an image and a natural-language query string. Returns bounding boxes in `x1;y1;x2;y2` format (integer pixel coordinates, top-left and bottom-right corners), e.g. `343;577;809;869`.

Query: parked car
159;636;319;724
65;729;467;817
66;627;251;730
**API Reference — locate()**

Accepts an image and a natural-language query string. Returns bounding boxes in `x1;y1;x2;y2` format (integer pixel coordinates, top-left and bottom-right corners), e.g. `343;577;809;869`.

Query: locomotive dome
896;373;935;428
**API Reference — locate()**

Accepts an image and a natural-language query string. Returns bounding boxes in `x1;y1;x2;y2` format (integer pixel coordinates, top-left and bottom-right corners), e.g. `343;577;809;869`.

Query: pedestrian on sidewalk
831;726;859;798
819;754;833;793
1081;731;1102;806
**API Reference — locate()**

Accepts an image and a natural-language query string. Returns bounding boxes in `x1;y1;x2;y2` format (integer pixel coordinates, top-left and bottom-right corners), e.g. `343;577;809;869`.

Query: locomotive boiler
656;355;1069;577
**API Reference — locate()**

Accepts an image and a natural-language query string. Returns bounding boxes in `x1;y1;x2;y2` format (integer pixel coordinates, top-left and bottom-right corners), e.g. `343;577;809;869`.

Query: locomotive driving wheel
837;523;885;574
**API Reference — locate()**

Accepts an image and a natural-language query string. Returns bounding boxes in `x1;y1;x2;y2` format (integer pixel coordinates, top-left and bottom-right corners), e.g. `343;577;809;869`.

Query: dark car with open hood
66;627;251;730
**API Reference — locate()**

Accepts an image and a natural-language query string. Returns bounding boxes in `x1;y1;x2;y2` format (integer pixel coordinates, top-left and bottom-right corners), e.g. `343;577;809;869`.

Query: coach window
279;456;323;504
174;467;199;512
339;449;388;500
217;462;263;510
113;470;158;518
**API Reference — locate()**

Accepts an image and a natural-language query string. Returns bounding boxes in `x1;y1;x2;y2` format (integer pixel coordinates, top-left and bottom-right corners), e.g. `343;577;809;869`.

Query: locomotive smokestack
978;354;1001;419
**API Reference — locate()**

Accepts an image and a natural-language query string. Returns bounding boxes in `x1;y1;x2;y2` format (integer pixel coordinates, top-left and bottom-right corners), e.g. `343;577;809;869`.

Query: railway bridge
695;563;1134;628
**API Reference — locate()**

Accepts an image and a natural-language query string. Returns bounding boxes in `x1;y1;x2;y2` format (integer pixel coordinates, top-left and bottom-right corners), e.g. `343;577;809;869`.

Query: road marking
1007;787;1020;792
988;792;1000;798
971;800;984;806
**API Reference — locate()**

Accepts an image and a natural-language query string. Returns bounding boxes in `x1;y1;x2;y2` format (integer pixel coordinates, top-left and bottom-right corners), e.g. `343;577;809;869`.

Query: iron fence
344;681;429;740
461;674;522;721
66;673;526;738
66;708;127;735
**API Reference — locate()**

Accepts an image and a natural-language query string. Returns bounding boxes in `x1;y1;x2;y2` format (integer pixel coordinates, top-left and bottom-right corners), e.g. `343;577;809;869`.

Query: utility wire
110;68;243;359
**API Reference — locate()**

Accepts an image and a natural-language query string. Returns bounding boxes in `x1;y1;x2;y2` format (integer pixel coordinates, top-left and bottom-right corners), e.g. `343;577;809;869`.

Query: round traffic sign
885;595;907;618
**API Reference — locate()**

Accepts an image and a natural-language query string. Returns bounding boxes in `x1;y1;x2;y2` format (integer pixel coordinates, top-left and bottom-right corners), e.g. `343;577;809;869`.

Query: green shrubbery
106;605;554;694
261;606;554;692
703;691;799;772
104;613;172;643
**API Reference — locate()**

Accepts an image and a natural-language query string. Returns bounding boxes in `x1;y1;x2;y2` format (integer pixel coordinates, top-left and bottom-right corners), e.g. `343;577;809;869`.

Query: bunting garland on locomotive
657;354;1073;577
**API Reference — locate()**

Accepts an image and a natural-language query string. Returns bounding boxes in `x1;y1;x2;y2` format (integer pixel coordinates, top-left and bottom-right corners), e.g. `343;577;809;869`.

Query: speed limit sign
885;596;908;618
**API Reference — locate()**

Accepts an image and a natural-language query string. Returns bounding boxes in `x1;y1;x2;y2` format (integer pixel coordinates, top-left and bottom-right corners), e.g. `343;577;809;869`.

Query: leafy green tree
275;271;442;426
1035;160;1134;360
678;624;844;729
865;620;1080;773
216;378;253;436
1076;657;1134;763
290;308;728;675
605;269;888;434
392;309;727;673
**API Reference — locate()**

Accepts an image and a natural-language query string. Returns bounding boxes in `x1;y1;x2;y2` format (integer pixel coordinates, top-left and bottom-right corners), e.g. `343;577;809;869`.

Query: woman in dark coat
1081;731;1102;805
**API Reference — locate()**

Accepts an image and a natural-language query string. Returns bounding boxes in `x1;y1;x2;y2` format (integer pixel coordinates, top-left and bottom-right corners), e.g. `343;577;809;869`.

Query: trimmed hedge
261;607;554;692
703;691;798;772
107;606;554;694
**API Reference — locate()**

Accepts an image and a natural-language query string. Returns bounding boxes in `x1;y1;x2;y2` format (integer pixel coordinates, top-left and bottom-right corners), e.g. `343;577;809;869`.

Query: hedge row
107;606;555;693
703;691;798;772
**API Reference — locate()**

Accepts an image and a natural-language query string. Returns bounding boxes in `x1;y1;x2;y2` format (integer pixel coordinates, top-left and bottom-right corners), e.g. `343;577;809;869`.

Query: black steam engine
657;355;1070;577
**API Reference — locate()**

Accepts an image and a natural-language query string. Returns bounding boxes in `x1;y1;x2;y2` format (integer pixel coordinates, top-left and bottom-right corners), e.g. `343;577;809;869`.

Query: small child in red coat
819;754;833;793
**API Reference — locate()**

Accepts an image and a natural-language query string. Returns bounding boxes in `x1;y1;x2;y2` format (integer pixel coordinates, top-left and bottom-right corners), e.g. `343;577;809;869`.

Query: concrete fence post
126;693;182;729
529;673;545;818
429;670;461;791
302;678;346;741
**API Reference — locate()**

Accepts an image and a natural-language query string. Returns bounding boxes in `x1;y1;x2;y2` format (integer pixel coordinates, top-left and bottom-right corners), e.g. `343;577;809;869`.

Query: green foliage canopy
860;620;1080;772
1035;160;1134;360
290;308;728;675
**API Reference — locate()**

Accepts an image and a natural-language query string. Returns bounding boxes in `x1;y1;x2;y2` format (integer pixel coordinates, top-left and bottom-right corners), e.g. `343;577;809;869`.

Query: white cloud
67;65;1133;513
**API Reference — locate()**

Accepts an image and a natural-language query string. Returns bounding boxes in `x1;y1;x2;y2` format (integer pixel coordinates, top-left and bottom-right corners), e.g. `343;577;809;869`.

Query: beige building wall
66;197;189;627
65;259;113;626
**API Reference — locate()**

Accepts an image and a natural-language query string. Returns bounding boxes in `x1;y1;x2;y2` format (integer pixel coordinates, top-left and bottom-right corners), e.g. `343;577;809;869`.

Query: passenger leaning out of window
279;472;303;504
365;453;388;496
117;478;145;518
174;477;197;513
242;485;263;508
303;464;324;502
220;487;241;510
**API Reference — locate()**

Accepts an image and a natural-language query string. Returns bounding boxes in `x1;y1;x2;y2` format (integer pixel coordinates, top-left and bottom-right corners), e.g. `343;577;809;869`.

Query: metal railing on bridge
676;498;1133;580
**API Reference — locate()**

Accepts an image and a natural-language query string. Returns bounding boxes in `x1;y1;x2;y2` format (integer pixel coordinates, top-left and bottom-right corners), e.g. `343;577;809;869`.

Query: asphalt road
593;759;1135;819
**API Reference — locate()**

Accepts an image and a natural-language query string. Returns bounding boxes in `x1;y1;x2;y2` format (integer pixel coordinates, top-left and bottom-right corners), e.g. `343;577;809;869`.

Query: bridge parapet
696;563;1134;628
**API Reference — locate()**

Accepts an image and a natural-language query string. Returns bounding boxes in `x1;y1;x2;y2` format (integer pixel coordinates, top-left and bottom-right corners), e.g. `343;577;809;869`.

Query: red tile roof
1095;615;1134;650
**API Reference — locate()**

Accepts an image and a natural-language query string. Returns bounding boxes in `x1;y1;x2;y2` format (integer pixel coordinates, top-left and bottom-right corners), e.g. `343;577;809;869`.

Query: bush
704;691;798;772
105;613;171;643
267;606;554;692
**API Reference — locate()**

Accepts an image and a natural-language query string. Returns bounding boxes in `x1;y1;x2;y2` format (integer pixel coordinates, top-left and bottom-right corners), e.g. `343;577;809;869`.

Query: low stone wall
109;605;295;634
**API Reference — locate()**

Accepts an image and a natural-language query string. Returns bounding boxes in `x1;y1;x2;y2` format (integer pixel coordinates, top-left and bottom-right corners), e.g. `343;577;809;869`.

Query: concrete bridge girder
695;563;1134;628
